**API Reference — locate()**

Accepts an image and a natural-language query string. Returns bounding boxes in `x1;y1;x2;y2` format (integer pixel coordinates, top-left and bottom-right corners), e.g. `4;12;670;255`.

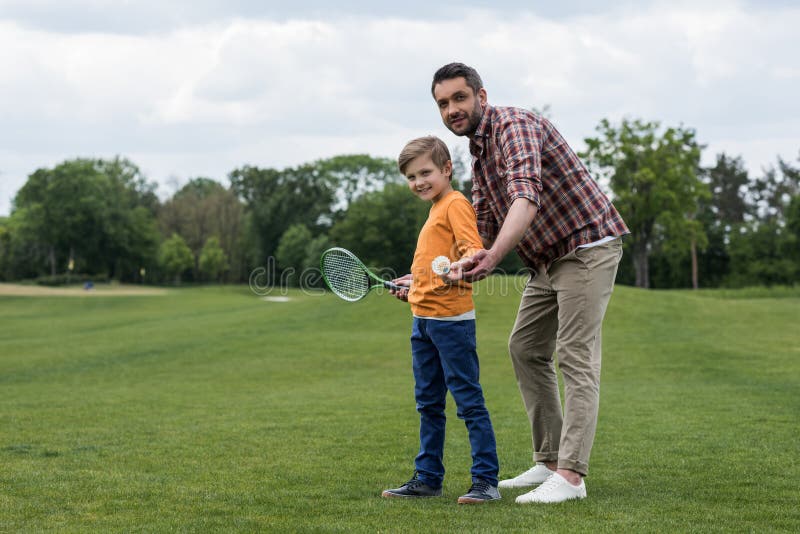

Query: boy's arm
442;197;486;282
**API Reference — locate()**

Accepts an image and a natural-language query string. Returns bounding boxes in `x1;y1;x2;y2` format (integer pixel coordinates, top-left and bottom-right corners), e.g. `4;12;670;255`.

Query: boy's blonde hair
398;136;452;178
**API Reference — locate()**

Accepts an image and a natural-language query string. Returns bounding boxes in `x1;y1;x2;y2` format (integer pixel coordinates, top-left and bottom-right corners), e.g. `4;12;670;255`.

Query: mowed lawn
1;282;798;532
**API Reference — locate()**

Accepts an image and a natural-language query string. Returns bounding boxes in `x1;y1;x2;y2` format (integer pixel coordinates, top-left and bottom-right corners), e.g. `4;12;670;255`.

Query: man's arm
460;197;537;281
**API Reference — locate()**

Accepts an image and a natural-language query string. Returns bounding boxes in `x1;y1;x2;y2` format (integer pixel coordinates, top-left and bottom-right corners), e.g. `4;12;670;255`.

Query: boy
381;136;500;504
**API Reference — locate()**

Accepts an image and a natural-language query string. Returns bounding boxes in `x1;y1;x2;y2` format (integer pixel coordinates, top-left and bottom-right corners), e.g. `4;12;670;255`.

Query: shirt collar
469;104;494;157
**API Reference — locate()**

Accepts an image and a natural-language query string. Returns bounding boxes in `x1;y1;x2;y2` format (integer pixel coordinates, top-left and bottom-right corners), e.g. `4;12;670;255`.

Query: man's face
433;77;487;137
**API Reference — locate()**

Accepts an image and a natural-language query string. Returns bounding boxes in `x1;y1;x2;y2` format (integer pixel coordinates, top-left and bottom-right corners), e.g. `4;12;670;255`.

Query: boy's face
404;154;453;203
432;77;487;137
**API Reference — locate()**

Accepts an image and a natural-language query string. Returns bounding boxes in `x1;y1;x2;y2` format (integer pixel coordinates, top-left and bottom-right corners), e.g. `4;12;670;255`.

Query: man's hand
461;249;501;282
390;274;412;301
442;256;477;283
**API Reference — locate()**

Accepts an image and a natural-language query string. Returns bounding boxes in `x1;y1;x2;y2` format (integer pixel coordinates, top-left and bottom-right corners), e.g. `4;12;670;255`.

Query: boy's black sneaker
457;479;501;504
382;474;442;498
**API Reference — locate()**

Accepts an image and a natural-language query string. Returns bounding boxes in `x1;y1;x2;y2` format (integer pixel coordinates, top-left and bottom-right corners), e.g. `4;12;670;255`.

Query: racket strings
321;250;371;301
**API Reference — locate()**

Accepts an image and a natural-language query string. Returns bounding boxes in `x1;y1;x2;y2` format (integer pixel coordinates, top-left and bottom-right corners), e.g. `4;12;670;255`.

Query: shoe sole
381;491;441;498
516;494;586;504
457;496;500;504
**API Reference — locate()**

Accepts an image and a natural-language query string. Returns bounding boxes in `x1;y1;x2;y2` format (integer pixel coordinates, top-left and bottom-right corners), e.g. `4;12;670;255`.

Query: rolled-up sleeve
499;116;542;209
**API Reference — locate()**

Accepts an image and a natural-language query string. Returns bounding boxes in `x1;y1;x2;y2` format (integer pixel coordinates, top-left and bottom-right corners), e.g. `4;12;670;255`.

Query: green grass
1;282;798;532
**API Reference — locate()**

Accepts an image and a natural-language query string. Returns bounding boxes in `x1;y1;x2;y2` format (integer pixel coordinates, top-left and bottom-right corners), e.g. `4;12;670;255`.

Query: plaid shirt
470;105;629;269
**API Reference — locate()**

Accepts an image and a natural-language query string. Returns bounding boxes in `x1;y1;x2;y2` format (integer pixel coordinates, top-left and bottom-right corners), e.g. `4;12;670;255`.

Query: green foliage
275;224;313;280
1;286;798;530
159;178;243;282
329;183;429;275
701;153;750;225
726;221;799;287
275;225;333;288
750;153;800;222
0;217;9;281
302;234;333;288
158;234;194;284
4;146;799;289
582;119;707;288
787;194;800;237
230;155;402;271
33;273;110;286
311;154;402;212
8;157;159;281
198;236;229;282
229;166;335;265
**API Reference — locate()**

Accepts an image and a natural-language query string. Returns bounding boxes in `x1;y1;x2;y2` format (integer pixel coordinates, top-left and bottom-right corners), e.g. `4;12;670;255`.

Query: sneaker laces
468;479;492;494
405;472;426;490
534;473;562;494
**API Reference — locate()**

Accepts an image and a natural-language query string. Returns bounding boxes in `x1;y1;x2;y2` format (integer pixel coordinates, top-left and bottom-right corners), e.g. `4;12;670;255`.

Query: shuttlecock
431;256;451;275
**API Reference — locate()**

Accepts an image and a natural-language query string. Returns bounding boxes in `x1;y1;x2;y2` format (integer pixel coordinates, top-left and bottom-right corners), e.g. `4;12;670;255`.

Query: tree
302;234;332;289
159;178;243;281
313;154;402;214
10;157;160;281
704;153;750;225
329;183;429;275
198;236;229;282
13;161;108;276
0;217;9;281
450;145;472;198
749;153;800;223
159;233;194;284
693;153;751;287
727;221;798;287
230;155;402;271
275;224;313;285
230;166;335;267
722;154;800;287
582;119;706;288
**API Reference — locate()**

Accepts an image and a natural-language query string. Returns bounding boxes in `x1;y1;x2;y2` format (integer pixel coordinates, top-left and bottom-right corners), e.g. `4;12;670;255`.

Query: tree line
1;118;798;289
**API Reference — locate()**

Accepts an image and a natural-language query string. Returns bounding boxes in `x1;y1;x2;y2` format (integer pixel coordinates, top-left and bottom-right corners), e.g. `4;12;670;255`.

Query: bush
34;273;110;286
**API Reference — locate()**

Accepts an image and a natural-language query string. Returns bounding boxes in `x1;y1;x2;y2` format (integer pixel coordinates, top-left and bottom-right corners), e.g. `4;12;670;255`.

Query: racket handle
383;280;404;292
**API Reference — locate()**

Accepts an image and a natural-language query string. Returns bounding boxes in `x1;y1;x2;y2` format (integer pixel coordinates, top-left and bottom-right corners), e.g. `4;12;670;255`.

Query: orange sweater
409;190;484;317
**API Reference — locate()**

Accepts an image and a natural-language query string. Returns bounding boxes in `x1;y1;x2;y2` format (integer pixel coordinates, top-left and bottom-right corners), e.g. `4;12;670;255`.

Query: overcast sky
1;0;798;216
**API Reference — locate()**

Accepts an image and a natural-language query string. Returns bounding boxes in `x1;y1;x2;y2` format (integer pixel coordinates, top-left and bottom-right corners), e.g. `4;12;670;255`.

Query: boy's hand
390;274;412;302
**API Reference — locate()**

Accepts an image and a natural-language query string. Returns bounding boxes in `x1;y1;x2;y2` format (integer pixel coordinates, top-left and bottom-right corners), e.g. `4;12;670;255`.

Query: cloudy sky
1;0;798;216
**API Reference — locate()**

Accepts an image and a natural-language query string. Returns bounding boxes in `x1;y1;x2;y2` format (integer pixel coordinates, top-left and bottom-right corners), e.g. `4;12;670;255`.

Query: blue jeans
411;318;499;488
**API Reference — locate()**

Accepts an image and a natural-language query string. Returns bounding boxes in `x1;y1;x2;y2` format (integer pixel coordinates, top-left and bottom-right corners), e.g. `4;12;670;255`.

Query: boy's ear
444;160;453;180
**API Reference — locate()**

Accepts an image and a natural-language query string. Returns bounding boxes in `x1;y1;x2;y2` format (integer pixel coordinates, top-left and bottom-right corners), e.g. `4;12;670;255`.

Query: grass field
1;281;798;532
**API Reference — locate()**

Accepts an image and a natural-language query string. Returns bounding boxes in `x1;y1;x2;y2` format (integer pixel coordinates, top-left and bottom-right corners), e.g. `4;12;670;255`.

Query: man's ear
477;87;488;107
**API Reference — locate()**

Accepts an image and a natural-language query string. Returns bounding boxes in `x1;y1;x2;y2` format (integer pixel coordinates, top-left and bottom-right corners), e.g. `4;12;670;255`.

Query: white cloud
1;1;799;215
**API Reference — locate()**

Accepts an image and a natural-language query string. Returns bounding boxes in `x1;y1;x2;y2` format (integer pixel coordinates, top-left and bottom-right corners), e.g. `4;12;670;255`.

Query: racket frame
320;247;402;301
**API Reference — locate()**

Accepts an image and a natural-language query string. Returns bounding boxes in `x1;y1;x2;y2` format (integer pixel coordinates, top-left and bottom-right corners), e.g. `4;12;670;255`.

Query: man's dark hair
431;62;483;97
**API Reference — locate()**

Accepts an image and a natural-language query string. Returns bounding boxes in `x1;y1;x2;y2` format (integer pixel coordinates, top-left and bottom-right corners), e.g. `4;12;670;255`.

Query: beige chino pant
508;238;623;476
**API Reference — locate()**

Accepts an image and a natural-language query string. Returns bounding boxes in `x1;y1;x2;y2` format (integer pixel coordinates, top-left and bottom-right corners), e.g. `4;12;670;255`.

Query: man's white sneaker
497;463;555;489
515;473;587;504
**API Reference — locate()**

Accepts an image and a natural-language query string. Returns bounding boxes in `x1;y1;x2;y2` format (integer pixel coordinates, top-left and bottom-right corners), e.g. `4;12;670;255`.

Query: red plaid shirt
470;105;629;269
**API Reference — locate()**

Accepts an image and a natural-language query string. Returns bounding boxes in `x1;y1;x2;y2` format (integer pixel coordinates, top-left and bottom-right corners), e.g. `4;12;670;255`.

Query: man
427;62;628;504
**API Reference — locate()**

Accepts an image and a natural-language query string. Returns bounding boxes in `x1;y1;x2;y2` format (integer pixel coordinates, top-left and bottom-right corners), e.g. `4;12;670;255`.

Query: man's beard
447;101;483;137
